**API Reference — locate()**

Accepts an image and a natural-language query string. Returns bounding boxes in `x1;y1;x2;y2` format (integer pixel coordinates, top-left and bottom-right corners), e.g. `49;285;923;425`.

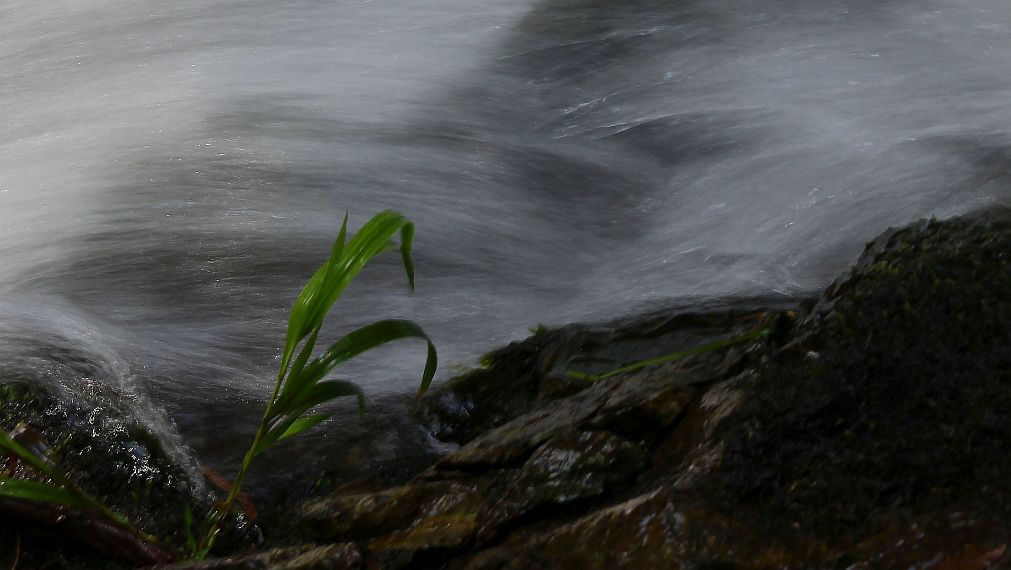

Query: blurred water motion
1;0;1008;470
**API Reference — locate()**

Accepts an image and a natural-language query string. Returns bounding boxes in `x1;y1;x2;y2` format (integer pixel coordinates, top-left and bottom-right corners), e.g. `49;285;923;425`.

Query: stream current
1;0;1009;485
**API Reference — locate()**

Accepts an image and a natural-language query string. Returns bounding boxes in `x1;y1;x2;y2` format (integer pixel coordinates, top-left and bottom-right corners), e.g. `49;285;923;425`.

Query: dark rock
12;208;1011;569
293;308;781;568
417;303;790;444
0;380;208;567
300;480;489;547
286;208;1011;569
162;543;361;569
717;208;1011;540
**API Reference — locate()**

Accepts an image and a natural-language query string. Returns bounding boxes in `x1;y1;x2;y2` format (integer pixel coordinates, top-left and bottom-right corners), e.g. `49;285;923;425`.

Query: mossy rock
0;378;206;567
718;206;1011;538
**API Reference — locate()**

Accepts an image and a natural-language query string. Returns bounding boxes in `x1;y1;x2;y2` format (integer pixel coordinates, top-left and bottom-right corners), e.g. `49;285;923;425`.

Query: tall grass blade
280;264;330;380
0;478;91;509
331;211;349;262
414;339;439;405
290;380;365;414
400;222;415;290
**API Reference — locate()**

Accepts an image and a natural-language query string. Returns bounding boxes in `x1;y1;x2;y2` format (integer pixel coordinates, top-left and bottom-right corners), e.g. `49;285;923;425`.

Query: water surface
1;0;1008;476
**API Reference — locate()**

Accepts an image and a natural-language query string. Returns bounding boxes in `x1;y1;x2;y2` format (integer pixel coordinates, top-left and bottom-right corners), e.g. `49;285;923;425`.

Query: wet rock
294;308;779;567
717;208;1011;541
430;384;613;471
417;304;790;444
11;209;1011;569
163;543;361;570
474;430;646;542
452;489;775;570
299;480;489;547
513;430;645;504
290;207;1011;569
0;380;208;567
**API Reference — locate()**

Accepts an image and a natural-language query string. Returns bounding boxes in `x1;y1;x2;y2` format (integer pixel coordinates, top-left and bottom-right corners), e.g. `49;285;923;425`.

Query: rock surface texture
290;208;1011;569
3;208;1010;569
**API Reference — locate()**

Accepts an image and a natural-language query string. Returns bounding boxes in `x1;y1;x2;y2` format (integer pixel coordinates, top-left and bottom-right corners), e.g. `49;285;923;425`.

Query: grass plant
191;210;437;557
0;210;437;562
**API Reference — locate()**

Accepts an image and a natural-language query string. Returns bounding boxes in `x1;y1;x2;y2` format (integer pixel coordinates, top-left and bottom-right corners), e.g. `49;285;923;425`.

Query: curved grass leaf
399;222;415;290
274;319;434;415
0;433;138;534
257;381;365;457
184;506;198;555
414;339;439;405
291;380;365;415
278;214;349;379
330;210;349;262
268;328;320;418
0;478;91;509
279;211;415;379
275;414;331;443
199;210;436;557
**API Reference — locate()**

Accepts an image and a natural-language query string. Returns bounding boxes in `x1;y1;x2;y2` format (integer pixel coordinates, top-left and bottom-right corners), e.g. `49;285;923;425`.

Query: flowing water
1;0;1009;481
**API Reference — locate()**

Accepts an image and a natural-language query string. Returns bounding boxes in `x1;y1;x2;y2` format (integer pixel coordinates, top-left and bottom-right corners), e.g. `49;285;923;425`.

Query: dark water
1;0;1008;480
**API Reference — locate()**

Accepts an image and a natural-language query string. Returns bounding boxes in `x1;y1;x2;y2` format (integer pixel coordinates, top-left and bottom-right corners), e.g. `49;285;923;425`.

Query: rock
290;208;1011;569
0;380;209;567
162;543;361;570
300;480;489;546
295;306;781;567
9;208;1011;569
416;303;792;444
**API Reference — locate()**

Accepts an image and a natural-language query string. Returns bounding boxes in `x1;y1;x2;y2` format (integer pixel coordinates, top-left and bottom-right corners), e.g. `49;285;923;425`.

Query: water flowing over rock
4;210;1009;568
286;208;1011;568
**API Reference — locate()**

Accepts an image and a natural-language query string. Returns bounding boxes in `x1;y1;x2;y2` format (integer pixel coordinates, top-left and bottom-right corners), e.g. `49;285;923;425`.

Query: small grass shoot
192;210;438;557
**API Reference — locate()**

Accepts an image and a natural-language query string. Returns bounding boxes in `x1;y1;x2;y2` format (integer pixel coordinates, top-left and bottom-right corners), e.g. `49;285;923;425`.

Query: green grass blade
0;478;91;509
280;211;413;379
413;339;438;405
400;222;415;291
331;211;349;263
259;382;363;456
0;431;60;481
311;210;412;324
563;370;599;381
258;401;345;456
294;380;365;414
268;328;320;419
313;319;431;378
184;505;197;555
280;264;330;380
275;414;331;443
274;319;433;414
255;417;297;457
